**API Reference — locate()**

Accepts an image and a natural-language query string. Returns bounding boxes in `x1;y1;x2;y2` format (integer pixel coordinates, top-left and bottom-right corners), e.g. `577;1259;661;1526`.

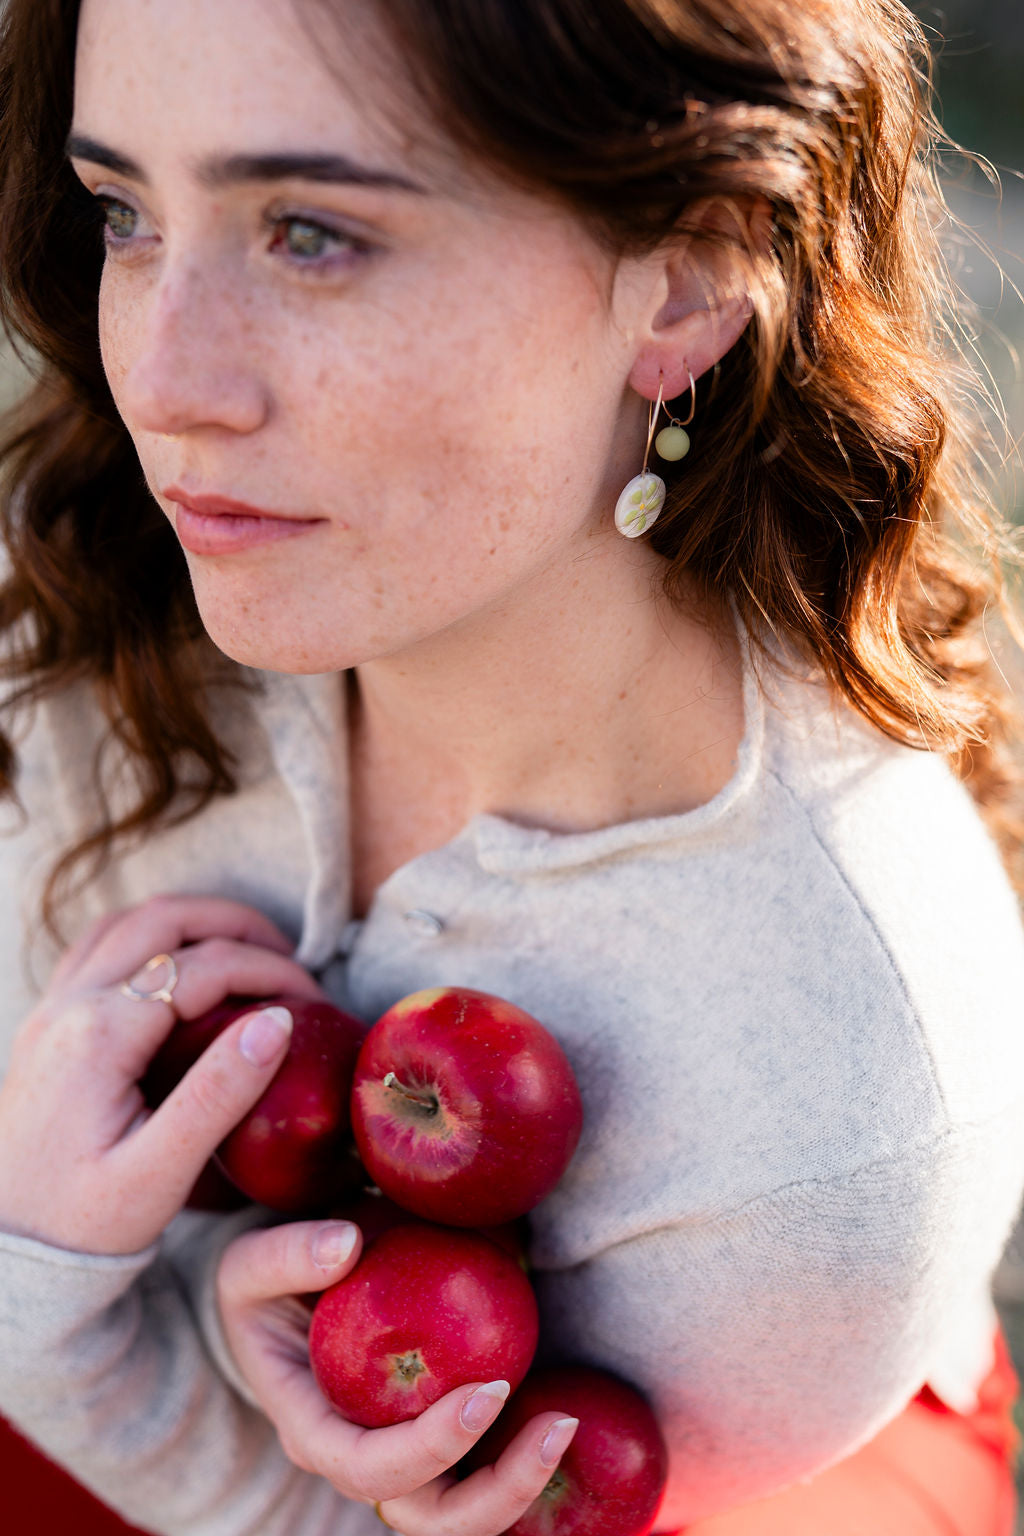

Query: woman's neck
345;538;745;916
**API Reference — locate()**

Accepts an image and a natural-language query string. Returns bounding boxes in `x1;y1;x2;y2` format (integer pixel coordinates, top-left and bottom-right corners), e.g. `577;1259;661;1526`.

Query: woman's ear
626;195;770;401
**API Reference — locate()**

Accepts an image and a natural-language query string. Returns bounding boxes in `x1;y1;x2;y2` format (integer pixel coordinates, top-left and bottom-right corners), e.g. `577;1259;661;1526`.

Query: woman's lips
173;506;321;555
163;487;324;555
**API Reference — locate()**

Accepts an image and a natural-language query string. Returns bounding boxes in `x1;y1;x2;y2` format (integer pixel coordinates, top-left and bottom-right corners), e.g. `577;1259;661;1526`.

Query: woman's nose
111;261;270;439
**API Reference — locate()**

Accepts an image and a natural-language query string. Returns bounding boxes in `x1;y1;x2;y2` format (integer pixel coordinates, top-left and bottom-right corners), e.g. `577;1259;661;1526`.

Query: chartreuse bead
655;425;690;461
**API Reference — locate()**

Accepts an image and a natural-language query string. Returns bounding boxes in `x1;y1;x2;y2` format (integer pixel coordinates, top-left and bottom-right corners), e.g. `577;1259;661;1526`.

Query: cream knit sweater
1;641;1023;1533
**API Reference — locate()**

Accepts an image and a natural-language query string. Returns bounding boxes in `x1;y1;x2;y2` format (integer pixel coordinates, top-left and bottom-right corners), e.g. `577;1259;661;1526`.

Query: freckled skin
75;0;632;676
72;0;751;864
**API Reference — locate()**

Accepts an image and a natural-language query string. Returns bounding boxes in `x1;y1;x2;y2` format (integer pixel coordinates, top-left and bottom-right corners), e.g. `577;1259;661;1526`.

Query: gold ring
119;953;179;1005
373;1503;395;1530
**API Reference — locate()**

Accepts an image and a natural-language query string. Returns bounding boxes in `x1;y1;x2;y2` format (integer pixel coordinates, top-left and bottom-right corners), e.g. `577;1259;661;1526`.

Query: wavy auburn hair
0;0;1021;931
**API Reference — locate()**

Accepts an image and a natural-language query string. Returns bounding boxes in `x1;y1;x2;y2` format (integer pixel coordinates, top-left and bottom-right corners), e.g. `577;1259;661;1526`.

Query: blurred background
907;0;1024;524
904;7;1024;1516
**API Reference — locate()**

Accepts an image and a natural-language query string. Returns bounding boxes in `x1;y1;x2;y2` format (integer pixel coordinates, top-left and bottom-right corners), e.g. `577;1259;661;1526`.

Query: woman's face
71;0;656;673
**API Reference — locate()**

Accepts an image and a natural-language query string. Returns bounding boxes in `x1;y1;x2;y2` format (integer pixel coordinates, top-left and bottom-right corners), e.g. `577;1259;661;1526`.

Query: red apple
351;987;583;1226
143;994;367;1212
463;1365;669;1536
309;1223;539;1427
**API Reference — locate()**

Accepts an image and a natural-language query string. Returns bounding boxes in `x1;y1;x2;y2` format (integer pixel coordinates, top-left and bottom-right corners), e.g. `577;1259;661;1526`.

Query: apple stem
382;1071;439;1115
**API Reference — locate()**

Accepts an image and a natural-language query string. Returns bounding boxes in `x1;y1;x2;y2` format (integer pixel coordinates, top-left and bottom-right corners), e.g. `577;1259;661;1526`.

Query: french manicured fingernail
540;1417;579;1467
239;1006;293;1066
312;1221;359;1270
460;1379;511;1433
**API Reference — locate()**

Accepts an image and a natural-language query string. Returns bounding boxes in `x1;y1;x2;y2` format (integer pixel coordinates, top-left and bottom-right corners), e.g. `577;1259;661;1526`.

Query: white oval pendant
614;473;666;538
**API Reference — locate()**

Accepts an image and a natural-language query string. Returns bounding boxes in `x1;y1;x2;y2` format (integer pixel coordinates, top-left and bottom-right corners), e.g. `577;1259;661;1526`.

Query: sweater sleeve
0;692;382;1534
531;1104;1024;1528
0;1219;382;1536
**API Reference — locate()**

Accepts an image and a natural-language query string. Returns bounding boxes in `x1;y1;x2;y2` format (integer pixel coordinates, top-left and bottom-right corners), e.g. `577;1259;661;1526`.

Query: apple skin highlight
309;1223;539;1427
351;987;584;1227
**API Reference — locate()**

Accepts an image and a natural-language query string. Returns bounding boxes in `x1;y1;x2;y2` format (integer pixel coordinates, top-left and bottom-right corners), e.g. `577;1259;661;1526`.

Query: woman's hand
0;894;326;1255
218;1222;580;1536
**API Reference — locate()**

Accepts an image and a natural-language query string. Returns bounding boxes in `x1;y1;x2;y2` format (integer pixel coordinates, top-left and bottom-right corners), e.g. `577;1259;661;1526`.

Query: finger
68;895;297;992
268;1370;517;1505
218;1220;364;1312
382;1411;580;1536
107;1003;299;1211
218;1221;375;1468
217;1223;516;1504
109;935;328;1079
276;1371;515;1502
49;907;132;989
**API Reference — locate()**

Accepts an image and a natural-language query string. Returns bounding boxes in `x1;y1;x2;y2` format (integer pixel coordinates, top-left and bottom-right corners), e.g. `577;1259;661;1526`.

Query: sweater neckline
257;613;767;898
463;630;765;874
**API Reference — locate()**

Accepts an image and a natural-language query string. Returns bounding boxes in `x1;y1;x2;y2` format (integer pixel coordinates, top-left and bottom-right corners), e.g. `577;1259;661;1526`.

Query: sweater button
403;908;444;938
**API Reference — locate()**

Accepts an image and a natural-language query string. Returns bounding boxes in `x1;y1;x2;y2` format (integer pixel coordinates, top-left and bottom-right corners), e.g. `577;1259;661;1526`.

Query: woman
0;0;1022;1532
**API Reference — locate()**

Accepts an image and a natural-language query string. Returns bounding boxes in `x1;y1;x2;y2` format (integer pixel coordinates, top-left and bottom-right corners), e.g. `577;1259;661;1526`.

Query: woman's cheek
97;270;134;405
98;269;171;462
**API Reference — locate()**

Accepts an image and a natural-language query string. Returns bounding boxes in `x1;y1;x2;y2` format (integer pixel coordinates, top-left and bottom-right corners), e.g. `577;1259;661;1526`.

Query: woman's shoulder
0;666;334;1018
516;658;1024;1264
755;658;1024;1127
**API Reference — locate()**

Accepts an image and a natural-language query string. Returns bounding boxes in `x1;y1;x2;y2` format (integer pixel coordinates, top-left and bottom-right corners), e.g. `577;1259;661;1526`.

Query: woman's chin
196;609;352;676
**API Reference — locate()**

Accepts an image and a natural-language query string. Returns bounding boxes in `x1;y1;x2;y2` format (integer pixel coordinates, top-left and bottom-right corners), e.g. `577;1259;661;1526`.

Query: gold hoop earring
614;377;666;539
654;368;695;462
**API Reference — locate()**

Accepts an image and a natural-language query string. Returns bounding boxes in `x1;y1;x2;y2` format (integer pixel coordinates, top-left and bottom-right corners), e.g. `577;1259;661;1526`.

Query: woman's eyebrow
64;132;430;195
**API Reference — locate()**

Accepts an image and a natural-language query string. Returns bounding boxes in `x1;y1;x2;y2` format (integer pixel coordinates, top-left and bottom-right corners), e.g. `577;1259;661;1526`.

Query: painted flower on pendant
614;473;666;538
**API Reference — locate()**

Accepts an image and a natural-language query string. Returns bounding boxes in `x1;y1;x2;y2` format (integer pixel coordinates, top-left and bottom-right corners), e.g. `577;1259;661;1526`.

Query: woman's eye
266;213;367;269
96;196;142;244
89;195;369;274
275;217;333;259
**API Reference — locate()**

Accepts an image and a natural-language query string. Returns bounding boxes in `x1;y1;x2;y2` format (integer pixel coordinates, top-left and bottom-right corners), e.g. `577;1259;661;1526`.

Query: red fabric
0;1415;152;1535
915;1328;1020;1465
679;1329;1021;1536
